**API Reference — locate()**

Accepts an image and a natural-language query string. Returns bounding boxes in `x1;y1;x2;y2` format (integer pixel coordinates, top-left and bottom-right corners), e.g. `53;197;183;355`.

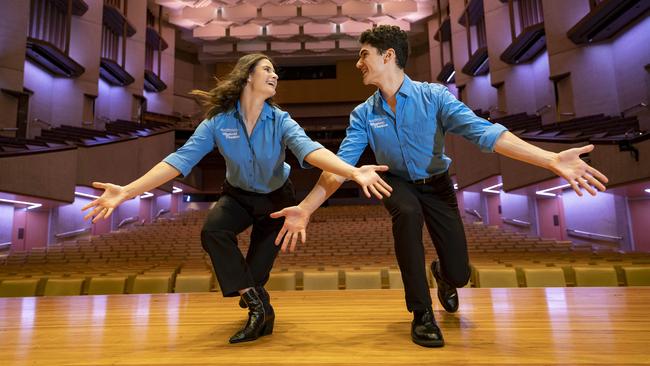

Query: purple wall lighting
562;190;629;249
52;198;94;244
462;191;483;223
0;203;14;244
116;196;141;229
153;193;171;218
499;191;536;235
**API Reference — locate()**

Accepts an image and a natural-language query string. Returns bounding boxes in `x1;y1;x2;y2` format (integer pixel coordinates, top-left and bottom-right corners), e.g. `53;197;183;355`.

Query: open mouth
266;81;276;88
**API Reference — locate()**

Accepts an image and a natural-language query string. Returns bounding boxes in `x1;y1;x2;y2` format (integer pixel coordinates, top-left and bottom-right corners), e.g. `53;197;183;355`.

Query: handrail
488;105;507;114
560;112;576;117
567;228;622;242
118;216;139;228
622;102;648;117
0;241;11;250
32;118;52;127
464;208;483;221
535;104;551;116
502;217;531;227
54;227;90;239
154;208;170;219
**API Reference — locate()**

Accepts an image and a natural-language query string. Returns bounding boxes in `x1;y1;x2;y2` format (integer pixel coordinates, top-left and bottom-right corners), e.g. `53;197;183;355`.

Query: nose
356;59;362;69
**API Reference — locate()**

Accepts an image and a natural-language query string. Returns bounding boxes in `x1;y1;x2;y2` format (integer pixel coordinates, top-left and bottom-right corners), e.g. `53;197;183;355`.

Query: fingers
280;231;292;252
91;207;108;223
577;177;597;196
84;205;104;221
269;209;284;219
275;225;288;245
300;229;306;244
587;166;609;185
369;184;382;199
81;199;98;212
569;179;583;197
289;231;299;252
361;186;371;198
373;165;389;172
379;178;393;193
584;172;606;192
580;144;594;154
92;182;107;189
374;182;392;198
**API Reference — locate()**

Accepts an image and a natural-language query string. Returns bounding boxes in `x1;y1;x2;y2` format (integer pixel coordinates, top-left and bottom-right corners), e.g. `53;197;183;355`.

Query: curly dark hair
359;25;409;69
191;54;278;119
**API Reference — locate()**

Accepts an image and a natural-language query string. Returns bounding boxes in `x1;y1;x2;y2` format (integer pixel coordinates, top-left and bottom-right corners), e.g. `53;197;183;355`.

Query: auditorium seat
131;275;172;294
474;267;519;288
387;269;404;289
303;271;339;290
573;266;619;287
345;270;382;290
520;267;566;287
0;279;41;297
621;266;650;286
43;278;84;296
266;272;297;291
87;276;128;295
174;273;213;293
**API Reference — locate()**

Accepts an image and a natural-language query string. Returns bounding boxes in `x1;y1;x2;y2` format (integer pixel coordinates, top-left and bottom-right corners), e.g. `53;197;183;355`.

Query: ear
384;48;395;64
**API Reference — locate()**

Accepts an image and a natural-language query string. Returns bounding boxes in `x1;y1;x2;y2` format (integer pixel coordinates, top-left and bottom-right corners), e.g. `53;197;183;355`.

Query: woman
82;54;392;344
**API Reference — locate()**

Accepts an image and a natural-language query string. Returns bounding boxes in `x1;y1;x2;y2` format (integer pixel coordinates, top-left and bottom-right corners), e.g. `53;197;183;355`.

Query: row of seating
2;263;649;297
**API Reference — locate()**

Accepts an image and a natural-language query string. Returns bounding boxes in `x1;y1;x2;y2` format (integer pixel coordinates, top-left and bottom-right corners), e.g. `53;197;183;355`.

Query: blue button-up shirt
163;101;323;193
337;76;507;181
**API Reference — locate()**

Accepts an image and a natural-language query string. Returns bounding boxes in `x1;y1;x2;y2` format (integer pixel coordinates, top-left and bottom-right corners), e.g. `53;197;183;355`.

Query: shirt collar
373;74;414;105
234;100;274;121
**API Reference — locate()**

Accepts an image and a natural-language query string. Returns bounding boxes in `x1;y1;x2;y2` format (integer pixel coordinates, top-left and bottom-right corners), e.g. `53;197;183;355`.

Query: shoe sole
412;336;445;348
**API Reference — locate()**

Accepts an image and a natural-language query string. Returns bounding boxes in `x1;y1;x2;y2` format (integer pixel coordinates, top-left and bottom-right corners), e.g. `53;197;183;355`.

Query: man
271;25;608;347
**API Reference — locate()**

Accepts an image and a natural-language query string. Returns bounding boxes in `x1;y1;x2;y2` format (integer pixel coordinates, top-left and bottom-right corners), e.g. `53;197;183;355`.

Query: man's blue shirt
163;101;323;193
337;75;508;181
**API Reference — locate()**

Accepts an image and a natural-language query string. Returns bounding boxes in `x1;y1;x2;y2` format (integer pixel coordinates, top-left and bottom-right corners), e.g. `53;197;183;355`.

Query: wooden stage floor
1;288;649;365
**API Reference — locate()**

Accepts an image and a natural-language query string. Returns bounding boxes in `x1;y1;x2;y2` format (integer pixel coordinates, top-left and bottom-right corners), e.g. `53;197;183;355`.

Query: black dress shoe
229;288;275;344
411;308;444;347
431;261;459;313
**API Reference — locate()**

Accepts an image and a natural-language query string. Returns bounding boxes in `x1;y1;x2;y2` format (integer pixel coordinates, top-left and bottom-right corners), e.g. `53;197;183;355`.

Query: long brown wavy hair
191;54;278;120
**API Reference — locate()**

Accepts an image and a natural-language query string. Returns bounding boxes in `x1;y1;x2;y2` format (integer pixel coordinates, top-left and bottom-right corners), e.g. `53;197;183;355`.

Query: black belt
409;172;447;185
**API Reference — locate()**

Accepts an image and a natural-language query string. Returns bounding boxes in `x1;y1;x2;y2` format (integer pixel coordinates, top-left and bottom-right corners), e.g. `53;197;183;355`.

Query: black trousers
200;180;296;297
381;172;471;312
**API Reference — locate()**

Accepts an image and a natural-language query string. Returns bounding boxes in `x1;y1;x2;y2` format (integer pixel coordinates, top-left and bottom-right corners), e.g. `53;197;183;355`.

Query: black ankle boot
239;286;269;308
431;261;459;313
411;308;444;347
229;288;275;344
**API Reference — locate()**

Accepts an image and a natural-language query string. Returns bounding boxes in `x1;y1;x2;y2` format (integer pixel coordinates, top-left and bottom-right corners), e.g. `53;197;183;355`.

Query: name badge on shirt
221;128;240;139
369;118;388;129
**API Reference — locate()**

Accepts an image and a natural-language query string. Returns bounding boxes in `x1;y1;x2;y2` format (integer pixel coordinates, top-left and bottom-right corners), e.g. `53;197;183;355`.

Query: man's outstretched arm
494;131;608;196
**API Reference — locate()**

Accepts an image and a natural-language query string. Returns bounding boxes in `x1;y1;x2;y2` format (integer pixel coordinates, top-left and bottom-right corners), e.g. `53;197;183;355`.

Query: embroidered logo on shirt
369;118;388;129
221;128;240;139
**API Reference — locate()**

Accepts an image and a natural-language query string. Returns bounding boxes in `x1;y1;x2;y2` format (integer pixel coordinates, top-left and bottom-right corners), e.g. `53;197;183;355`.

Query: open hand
270;205;311;252
81;182;130;223
350;165;393;199
548;144;608;196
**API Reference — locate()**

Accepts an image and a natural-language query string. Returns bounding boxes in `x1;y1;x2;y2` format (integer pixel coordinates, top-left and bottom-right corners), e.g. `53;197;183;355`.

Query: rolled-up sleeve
336;107;369;166
162;119;216;177
436;86;507;152
281;113;323;168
